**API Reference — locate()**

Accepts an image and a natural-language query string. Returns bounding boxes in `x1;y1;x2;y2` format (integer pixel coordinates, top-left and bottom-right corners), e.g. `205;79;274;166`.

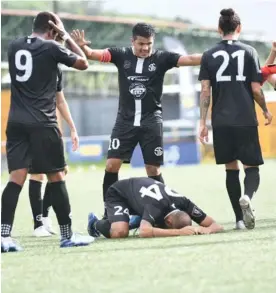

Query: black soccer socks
1;182;22;237
226;170;243;222
29;180;43;229
49;181;72;239
95;219;111;238
42;182;52;218
244;167;260;199
103;171;118;201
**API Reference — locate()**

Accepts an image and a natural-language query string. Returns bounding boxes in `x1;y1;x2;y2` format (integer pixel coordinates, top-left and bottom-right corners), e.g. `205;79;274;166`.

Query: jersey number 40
139;183;182;201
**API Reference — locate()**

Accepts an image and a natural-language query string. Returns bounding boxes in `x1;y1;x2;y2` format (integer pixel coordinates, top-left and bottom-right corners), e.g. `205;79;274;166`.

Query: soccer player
198;8;273;230
1;12;94;252
70;23;202;218
87;177;223;239
29;39;78;237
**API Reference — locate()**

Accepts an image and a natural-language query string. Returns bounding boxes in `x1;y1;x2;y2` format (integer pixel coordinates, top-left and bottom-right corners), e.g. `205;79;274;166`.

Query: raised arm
177;54;202;66
71;29;108;61
48;15;88;70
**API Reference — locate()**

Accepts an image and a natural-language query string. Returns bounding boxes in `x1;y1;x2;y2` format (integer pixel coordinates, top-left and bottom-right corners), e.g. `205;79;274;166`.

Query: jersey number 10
213;50;246;82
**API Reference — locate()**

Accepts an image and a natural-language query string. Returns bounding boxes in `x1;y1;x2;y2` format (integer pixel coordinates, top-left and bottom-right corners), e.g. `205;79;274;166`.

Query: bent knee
145;164;161;176
106;159;122;173
30;173;45;182
110;229;129;239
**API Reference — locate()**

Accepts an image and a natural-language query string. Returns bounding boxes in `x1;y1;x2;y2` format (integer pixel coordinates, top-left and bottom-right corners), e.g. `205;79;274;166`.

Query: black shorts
212;126;264;166
107;122;163;165
105;187;130;223
6;123;66;174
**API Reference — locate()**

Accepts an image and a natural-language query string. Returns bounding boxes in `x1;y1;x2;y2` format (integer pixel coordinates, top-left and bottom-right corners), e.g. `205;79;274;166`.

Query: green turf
2;161;276;293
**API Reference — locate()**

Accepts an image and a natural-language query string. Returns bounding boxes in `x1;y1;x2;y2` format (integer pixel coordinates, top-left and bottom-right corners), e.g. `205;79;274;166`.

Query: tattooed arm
198;80;211;144
251;82;273;125
200;80;211;126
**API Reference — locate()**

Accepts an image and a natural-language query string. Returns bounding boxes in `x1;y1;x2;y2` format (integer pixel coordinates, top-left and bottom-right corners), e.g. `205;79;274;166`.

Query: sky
102;0;275;40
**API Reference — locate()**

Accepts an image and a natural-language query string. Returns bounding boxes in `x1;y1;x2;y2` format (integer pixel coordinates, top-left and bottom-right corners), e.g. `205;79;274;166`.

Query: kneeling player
87;177;223;238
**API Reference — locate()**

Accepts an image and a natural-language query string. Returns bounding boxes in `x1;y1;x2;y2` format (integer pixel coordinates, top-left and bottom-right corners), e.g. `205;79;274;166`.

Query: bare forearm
265;50;276;65
208;223;224;234
140;227;180;238
56;100;76;131
80;45;101;61
189;54;202;66
253;88;268;112
66;38;87;59
200;93;210;125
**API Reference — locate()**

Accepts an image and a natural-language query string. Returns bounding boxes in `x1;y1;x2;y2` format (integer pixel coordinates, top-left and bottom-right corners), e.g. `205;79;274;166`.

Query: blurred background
1;0;276;172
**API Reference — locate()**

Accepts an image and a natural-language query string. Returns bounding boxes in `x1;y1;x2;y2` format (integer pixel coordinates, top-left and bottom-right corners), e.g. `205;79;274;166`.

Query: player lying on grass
87;177;223;238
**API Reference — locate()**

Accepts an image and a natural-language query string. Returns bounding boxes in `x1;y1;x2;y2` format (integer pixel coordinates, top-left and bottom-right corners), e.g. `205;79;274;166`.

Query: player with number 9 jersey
1;12;94;253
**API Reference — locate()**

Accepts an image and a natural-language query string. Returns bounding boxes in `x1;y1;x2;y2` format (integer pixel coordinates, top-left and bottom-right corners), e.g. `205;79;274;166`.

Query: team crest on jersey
124;60;131;69
148;63;156;72
192;206;203;217
129;82;147;100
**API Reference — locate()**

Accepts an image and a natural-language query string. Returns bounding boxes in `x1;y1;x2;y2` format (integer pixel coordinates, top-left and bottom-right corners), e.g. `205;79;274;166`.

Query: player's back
110;177;172;216
201;40;262;127
8;36;62;126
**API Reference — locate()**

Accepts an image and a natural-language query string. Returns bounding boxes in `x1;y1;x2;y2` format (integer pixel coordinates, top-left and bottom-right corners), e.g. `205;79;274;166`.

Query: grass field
1;160;276;293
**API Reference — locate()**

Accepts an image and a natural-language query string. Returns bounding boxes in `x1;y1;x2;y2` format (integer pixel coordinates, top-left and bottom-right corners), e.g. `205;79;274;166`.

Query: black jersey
108;47;180;126
108;177;206;226
7;36;77;126
198;40;262;127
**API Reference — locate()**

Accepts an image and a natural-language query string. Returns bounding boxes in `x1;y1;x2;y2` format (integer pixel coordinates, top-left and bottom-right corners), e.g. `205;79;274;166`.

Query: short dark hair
132;22;155;39
219;8;241;35
171;211;192;229
33;11;56;34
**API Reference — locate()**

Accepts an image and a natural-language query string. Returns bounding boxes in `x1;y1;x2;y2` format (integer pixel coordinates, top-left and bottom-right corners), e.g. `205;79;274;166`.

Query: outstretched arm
71;29;108;62
177;54;202;66
139;220;212;238
198;216;224;234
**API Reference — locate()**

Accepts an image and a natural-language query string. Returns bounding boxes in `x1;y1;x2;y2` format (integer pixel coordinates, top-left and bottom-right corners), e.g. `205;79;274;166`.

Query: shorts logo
36;214;42;222
129;82;147;100
192;206;203;217
148;63;156;72
154;147;163;156
124;60;131;69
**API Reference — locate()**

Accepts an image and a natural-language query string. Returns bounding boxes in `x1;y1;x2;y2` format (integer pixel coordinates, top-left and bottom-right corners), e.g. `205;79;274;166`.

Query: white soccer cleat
33;226;52;237
42;217;57;235
60;233;95;248
235;220;246;230
239;195;255;230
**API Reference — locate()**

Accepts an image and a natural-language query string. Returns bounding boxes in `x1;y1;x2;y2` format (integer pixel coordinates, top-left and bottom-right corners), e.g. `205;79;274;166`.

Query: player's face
132;36;154;58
